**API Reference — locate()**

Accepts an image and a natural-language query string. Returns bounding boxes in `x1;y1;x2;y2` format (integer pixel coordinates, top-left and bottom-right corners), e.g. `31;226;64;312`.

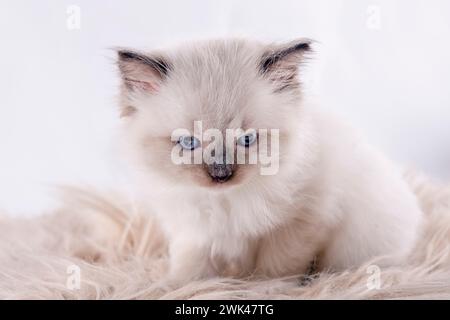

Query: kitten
116;38;422;283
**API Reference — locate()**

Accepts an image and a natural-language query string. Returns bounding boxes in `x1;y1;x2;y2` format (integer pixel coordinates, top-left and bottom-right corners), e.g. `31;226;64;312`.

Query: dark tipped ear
117;49;171;93
260;39;313;92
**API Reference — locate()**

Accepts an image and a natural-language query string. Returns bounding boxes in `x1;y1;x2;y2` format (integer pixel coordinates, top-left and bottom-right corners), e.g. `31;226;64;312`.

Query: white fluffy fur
0;172;448;299
116;38;423;283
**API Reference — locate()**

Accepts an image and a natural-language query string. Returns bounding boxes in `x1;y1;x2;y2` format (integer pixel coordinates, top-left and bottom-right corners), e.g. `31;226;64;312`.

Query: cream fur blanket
1;172;449;299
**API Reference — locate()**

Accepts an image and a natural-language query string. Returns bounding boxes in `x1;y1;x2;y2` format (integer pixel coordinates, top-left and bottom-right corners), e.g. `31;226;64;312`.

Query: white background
0;0;449;215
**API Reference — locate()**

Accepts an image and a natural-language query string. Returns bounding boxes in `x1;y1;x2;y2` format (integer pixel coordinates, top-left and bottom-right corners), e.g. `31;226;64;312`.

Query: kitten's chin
196;178;242;191
195;173;255;192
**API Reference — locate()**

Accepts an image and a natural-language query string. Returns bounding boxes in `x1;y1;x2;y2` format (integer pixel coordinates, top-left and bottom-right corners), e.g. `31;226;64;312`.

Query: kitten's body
117;38;423;282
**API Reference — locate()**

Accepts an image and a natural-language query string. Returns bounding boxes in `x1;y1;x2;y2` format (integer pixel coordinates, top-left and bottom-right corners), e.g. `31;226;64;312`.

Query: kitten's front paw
163;263;214;289
165;242;215;287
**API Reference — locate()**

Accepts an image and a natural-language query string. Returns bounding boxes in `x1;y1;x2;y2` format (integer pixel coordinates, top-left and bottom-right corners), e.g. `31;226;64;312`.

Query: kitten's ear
117;49;170;93
260;38;313;92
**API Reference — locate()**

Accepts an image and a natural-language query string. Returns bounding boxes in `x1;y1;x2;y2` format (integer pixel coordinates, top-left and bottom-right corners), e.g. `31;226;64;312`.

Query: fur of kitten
116;38;423;283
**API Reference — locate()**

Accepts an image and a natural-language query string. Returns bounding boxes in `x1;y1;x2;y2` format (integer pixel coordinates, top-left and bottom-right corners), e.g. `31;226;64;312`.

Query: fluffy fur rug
0;172;449;299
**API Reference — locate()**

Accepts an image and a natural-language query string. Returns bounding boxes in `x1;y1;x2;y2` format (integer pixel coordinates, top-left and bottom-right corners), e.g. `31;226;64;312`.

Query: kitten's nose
207;163;233;182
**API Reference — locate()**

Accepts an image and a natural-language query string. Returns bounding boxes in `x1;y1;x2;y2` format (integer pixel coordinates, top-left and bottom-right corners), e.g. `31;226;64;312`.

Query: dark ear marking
117;50;170;77
261;41;311;73
116;48;171;94
260;39;313;92
116;49;171;116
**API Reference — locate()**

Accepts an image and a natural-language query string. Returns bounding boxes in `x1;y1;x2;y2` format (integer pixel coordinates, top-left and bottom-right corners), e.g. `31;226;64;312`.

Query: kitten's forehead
166;39;264;129
120;37;310;134
169;39;263;84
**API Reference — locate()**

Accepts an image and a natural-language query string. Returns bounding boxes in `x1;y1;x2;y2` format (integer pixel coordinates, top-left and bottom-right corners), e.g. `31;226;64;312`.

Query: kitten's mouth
211;173;233;183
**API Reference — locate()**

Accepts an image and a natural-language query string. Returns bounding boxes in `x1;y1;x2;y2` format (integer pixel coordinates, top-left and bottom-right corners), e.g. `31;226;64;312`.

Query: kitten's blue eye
237;131;257;147
178;136;200;150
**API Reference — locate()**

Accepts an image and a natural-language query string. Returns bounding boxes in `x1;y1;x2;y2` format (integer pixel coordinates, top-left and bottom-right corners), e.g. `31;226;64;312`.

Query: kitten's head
117;38;312;190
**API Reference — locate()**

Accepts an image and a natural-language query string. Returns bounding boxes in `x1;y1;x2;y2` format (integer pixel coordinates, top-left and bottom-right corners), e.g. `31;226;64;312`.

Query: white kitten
116;38;422;283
